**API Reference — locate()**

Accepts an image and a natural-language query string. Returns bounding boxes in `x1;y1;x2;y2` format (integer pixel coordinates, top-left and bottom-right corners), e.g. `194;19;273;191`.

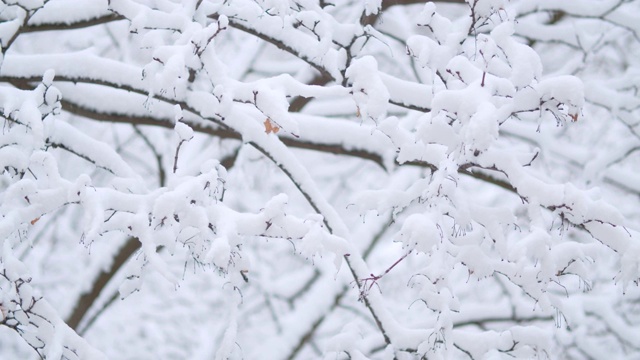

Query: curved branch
216;14;432;113
66;237;140;333
3;70;519;195
24;13;126;33
222;17;334;80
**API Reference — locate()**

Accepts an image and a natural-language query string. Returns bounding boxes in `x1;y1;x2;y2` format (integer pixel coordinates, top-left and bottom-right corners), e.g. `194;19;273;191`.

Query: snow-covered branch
1;0;640;358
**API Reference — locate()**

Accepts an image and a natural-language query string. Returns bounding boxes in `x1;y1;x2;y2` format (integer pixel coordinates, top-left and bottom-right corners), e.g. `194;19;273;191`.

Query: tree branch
66;237;141;333
24;14;126;33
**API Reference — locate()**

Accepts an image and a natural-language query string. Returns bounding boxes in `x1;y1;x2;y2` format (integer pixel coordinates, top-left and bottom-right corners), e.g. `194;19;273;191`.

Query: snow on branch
1;0;640;358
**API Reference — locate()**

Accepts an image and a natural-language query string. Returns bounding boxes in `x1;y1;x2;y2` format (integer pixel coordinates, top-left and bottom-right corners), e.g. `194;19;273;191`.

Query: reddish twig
359;250;412;299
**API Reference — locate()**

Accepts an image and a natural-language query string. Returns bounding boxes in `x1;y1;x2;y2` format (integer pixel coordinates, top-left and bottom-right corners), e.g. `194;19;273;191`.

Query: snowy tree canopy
1;0;640;358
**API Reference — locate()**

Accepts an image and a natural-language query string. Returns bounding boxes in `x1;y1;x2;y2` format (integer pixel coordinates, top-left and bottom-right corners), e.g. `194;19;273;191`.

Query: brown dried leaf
264;118;280;134
569;113;579;122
